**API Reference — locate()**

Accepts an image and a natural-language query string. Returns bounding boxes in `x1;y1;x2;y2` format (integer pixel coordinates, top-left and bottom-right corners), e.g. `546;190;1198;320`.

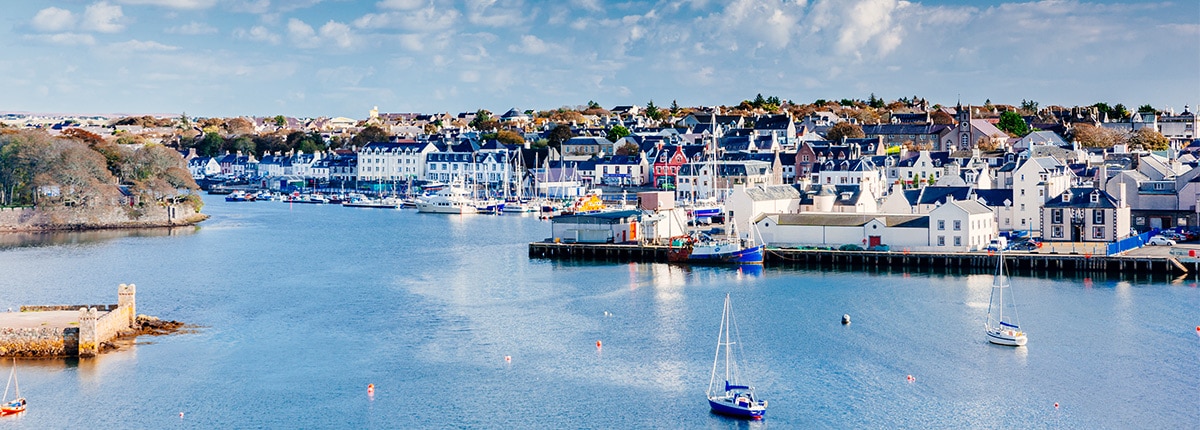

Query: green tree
825;122;864;142
645;100;664;121
469;109;494;130
670;100;680;116
867;93;884;109
606;125;631;143
1137;104;1156;113
996;111;1030;136
196;132;225;157
273;115;287;128
1020;99;1039;113
351;125;389;147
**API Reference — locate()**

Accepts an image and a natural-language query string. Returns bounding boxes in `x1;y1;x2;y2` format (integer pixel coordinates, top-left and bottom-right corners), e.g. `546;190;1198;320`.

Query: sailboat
1;359;25;416
707;293;767;419
985;251;1027;346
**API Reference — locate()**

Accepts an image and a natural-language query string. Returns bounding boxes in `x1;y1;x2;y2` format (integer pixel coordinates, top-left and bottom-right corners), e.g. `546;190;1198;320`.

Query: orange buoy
179;412;184;418
596;340;602;348
906;374;914;382
367;384;375;395
505;355;511;362
1195;326;1199;332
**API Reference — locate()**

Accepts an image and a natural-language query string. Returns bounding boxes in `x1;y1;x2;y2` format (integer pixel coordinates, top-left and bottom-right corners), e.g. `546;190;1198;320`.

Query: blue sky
2;0;1197;118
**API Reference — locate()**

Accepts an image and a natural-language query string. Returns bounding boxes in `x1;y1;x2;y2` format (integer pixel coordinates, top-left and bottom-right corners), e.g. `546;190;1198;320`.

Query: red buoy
596;340;602;348
367;384;375;395
906;374;914;382
505;355;511;362
1054;402;1059;409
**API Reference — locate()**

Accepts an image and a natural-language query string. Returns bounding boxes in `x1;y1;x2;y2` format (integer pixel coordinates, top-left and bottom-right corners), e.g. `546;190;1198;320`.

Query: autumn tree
1073;123;1123;149
996;111;1030;136
124;144;199;201
224;117;255;136
615;142;640;156
495;130;525;146
931;110;955;125
1127;127;1169;151
825;122;864;142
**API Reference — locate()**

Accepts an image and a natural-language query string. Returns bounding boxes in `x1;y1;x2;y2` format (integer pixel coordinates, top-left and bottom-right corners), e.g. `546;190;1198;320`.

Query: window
1094;210;1104;224
1052;225;1063;238
1052;209;1063;224
1021;189;1025;196
953;220;961;231
938;220;945;230
937;236;945;246
1093;226;1105;239
954;236;961;246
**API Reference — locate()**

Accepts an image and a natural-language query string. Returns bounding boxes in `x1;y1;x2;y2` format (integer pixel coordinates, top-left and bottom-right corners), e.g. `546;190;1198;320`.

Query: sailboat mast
724;295;732;384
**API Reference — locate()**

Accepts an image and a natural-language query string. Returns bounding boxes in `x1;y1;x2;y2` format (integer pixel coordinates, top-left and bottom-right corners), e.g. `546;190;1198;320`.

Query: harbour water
0;194;1197;428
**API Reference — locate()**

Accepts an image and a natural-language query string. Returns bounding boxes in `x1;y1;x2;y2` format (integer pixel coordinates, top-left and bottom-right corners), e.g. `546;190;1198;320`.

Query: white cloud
234;26;281;44
459;70;480;83
165;21;218;35
231;0;271;14
354;5;461;32
116;0;217;9
23;33;97;46
808;0;905;60
316;66;375;86
81;2;127;33
377;0;423;10
320;21;356;49
109;39;180;51
508;35;558;55
31;7;76;32
465;0;528;27
288;19;320;47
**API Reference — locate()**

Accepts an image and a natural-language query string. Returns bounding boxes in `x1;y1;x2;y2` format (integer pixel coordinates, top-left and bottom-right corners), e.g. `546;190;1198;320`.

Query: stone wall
0;204;206;232
1;284;136;358
0;327;78;357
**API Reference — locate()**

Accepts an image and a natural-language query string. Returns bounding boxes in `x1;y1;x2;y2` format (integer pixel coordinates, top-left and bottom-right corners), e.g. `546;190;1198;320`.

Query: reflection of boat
2;359;25;416
986;251;1027;346
707;294;767;419
667;233;764;264
416;185;479;214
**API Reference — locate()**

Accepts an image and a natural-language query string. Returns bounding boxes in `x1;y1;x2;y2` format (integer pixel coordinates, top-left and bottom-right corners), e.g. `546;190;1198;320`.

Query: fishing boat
667;227;764;265
416;184;480;214
706;294;767;419
1;359;25;416
985;251;1027;346
224;190;255;202
342;195;401;209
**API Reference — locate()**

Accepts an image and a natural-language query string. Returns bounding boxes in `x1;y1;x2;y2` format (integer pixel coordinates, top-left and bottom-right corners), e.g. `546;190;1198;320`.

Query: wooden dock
528;242;1193;278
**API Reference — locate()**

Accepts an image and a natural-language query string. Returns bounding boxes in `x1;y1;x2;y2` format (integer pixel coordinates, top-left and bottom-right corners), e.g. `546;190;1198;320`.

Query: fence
1106;228;1159;256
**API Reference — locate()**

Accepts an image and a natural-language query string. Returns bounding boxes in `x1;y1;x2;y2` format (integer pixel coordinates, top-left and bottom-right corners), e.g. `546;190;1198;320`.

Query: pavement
0;310;82;329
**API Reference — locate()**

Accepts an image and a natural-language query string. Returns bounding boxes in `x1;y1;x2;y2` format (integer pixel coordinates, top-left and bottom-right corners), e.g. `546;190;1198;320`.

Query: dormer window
1091;191;1100;203
1062;190;1072;202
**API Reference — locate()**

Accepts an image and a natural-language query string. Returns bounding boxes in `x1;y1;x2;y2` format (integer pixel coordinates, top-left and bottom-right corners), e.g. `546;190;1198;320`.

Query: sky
1;0;1197;119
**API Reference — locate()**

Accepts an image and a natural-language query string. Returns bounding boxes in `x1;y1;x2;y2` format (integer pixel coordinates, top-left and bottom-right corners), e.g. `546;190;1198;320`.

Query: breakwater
0;284;137;357
0;204;206;232
528;242;1191;278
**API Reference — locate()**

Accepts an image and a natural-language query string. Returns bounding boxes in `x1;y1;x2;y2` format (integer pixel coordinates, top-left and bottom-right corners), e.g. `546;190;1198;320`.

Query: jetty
528;242;1193;278
0;284;137;358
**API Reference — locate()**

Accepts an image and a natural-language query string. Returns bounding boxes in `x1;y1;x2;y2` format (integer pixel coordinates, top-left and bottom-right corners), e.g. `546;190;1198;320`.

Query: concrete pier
0;284;137;357
528;242;1192;278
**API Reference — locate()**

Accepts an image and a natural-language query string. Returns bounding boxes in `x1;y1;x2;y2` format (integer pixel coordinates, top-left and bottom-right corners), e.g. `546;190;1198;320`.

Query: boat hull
708;398;765;419
986;329;1027;346
416;203;478;214
671;245;764;265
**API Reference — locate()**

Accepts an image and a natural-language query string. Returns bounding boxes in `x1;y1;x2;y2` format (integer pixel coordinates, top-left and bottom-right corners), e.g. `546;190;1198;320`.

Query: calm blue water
0;194;1197;428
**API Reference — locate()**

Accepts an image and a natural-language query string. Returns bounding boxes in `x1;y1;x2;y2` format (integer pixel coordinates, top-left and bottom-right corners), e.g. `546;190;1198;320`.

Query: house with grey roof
1041;187;1131;242
727;184;802;240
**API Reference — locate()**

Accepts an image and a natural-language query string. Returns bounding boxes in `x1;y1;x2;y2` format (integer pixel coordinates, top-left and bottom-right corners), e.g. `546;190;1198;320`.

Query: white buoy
842;314;851;325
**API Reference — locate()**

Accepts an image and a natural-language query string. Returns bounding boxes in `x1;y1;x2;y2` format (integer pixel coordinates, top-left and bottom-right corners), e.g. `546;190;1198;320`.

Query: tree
61;128;106;146
273;115;287;128
351;125;389;147
224;117;254;136
1073;123;1122;149
867;93;885;109
1137;104;1156;113
825;122;864;142
547;123;574;149
196;132;225;157
469;109;494;130
606;125;631;143
645;100;664;121
996;111;1030;136
931;110;955;125
670;100;680;116
615;142;639;156
1128;127;1169;151
495;130;525;145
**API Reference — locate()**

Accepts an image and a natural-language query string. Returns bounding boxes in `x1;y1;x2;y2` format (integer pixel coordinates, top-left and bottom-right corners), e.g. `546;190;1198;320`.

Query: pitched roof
745;185;801;201
1043;187;1119;209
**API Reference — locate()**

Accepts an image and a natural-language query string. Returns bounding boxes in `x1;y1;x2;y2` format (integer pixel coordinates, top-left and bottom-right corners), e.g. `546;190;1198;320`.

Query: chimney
1118;183;1127;208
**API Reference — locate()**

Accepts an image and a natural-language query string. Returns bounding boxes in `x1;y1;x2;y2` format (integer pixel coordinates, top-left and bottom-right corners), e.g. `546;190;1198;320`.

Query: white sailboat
985;251;1027;346
706;293;767;419
1;359;25;416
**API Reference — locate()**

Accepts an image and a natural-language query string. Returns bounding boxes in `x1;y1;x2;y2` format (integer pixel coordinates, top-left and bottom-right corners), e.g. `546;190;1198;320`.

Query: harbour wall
0;204;206;232
0;284;137;358
528;243;1192;279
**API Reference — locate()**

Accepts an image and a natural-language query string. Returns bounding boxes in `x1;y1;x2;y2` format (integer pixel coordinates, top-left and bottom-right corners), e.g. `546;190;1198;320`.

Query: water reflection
0;226;198;249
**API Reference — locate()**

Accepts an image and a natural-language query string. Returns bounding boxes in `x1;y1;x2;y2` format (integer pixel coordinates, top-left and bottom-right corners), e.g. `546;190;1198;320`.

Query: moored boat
706;294;767;419
668;233;764;265
416;184;480;214
1;359;24;416
986;251;1027;346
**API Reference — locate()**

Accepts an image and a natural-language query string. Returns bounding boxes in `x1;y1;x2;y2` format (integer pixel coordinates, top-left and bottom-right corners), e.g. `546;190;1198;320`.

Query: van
987;237;1007;251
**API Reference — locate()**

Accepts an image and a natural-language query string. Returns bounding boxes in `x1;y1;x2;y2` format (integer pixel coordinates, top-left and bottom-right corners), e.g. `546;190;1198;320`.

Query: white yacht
416;185;480;214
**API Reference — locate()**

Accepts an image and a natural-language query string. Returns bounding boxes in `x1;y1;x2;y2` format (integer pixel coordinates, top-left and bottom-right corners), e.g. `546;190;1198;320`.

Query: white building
358;140;437;182
927;199;997;251
1011;157;1073;234
726;184;802;241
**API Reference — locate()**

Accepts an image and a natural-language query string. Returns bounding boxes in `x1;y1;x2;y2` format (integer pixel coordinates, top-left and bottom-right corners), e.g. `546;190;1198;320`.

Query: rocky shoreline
101;315;192;353
0;205;207;233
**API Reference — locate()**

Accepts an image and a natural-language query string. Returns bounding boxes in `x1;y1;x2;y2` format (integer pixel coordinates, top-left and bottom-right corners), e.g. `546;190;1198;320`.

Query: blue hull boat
706;295;768;420
708;397;765;419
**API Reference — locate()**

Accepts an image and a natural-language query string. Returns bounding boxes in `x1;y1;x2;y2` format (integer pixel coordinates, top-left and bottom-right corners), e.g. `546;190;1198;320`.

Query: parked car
1159;231;1187;242
867;244;890;252
1009;239;1041;251
839;244;864;251
1148;236;1176;246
